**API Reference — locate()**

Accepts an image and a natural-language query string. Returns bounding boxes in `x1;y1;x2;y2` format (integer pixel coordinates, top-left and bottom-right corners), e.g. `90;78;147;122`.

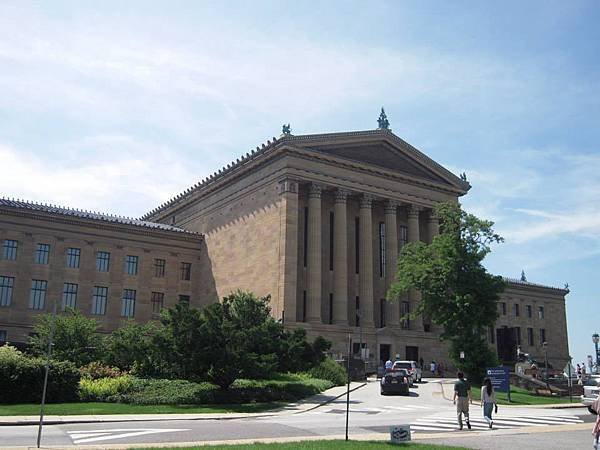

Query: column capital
278;179;298;195
334;188;350;203
308;183;323;199
384;200;398;215
359;193;375;209
407;204;421;218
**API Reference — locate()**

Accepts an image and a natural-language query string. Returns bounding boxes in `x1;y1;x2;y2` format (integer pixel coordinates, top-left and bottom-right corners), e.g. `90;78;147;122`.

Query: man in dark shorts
453;371;472;430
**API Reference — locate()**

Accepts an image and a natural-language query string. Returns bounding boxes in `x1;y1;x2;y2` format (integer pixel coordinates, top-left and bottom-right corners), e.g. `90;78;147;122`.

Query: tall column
306;183;322;323
384;201;399;326
333;189;349;325
427;210;440;243
277;179;299;323
359;194;375;327
406;204;421;329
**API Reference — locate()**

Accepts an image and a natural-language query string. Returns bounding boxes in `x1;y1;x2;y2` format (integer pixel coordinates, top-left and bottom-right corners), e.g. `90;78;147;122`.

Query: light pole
542;341;548;381
37;299;57;448
593;333;599;372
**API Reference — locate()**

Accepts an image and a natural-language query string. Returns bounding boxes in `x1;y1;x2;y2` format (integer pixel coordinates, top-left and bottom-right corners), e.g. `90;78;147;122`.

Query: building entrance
380;344;391;364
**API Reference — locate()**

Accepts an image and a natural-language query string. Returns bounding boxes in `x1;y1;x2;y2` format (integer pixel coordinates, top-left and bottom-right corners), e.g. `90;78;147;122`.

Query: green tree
29;308;103;367
277;328;331;373
104;320;158;373
387;202;505;383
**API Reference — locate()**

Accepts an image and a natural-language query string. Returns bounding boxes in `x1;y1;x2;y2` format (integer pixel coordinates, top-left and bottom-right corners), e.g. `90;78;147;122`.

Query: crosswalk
410;413;584;433
320;404;433;415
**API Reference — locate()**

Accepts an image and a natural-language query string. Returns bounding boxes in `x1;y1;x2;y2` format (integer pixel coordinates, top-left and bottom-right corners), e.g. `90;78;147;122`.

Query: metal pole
595;341;599;370
345;333;351;441
568;356;572;403
37;299;57;448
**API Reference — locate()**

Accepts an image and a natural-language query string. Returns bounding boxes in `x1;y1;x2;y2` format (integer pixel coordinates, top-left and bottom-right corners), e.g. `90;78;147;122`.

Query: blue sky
1;1;598;366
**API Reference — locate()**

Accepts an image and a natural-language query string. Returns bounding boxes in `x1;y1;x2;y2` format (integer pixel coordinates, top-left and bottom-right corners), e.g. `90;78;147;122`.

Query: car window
584;378;600;387
394;362;411;369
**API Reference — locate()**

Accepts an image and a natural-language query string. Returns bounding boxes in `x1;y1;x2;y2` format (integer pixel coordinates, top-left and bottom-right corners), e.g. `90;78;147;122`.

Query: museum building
0;119;570;369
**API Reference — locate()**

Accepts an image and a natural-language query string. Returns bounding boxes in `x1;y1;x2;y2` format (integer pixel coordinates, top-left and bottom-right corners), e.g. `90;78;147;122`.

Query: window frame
151;291;164;314
121;289;136;318
124;255;139;276
62;282;78;310
154;258;166;278
180;262;192;281
2;239;18;260
35;243;50;265
29;279;47;310
96;251;111;272
66;247;81;269
0;276;15;307
91;286;108;315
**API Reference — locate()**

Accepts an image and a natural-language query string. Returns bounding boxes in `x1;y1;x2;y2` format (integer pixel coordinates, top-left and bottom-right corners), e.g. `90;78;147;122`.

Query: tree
103;320;158;373
387;202;505;383
277;328;331;373
29;308;103;367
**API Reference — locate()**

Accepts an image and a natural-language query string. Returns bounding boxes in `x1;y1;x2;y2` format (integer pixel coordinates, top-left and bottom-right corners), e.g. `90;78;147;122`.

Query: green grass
0;401;286;416
140;441;469;449
471;384;572;405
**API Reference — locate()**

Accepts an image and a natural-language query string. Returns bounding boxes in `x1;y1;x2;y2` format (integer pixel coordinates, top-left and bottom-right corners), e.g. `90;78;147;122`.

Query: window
328;293;333;325
0;330;6;343
500;302;507;315
526;305;532;318
302;290;307;322
29;279;47;310
329;211;334;271
154;259;166;278
121;289;136;317
62;283;78;310
303;207;308;268
180;262;191;281
151;292;164;314
355;296;360;327
540;328;546;344
355;217;360;274
380;298;386;328
515;326;521;345
124;255;138;276
66;248;80;268
2;239;18;260
379;222;386;278
514;303;520;317
0;276;15;307
178;294;190;305
489;327;495;344
538;306;544;319
91;286;108;315
398;225;408;248
401;301;410;329
527;327;534;346
35;243;50;264
96;251;110;272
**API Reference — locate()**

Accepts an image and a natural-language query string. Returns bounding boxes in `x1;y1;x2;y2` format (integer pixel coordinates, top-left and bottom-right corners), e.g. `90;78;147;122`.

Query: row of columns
304;183;439;328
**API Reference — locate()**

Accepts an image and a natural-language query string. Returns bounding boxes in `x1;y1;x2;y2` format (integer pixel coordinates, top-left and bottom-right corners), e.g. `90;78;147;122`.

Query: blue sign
486;366;510;392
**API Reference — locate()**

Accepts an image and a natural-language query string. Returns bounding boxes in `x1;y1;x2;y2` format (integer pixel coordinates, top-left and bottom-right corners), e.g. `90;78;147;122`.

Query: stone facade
0;127;570;370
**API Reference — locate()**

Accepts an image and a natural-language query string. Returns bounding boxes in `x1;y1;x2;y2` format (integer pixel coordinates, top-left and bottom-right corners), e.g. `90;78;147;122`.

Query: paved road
0;378;594;448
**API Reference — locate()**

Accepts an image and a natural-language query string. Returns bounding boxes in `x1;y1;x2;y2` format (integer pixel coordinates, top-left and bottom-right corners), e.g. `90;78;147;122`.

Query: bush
80;362;124;380
79;375;134;402
0;345;80;404
111;378;218;405
308;357;347;386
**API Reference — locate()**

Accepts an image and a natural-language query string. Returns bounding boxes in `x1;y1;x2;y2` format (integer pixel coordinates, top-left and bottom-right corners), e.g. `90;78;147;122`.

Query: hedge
0;346;80;404
307;357;347;386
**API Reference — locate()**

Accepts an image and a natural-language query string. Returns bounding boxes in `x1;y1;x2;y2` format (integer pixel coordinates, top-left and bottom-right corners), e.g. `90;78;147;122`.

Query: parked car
582;375;600;414
392;360;422;384
381;368;410;395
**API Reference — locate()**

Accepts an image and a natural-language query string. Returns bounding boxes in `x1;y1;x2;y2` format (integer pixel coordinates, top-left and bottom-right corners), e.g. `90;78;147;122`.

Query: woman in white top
480;377;497;428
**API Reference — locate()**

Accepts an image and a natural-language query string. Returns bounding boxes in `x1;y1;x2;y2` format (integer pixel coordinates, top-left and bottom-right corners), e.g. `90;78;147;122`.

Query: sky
1;1;598;367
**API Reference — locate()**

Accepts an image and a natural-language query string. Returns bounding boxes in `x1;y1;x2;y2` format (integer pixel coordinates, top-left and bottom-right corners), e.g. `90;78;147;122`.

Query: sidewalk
0;381;367;426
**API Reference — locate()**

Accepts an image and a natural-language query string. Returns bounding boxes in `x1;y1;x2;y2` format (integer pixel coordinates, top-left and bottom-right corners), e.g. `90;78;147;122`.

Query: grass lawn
0;402;286;416
470;384;573;405
141;441;469;449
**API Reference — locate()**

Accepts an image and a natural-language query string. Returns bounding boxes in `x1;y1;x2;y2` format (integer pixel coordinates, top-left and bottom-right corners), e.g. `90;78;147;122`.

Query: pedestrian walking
593;396;600;449
480;377;497;429
430;360;437;376
385;358;393;373
419;357;424;371
453;371;472;430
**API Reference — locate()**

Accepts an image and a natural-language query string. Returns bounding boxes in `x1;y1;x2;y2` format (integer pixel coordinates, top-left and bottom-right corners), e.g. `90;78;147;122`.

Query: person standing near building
453;371;472;430
480;377;497;429
385;358;393;373
419;357;424;371
430;360;437;376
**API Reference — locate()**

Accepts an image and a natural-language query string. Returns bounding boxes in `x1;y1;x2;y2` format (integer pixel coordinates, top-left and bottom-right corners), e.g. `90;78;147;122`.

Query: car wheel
380;389;386;396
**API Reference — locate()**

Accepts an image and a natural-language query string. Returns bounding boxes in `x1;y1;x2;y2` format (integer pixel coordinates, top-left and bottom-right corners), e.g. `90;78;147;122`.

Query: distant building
0;125;569;369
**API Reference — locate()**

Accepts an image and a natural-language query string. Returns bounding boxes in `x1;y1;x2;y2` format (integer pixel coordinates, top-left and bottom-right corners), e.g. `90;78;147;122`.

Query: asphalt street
0;378;594;448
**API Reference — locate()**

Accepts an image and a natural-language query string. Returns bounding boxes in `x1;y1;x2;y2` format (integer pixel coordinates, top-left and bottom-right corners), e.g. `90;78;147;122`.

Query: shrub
103;321;158;373
79;375;134;402
0;345;80;404
308;357;347;386
111;378;218;405
80;362;124;380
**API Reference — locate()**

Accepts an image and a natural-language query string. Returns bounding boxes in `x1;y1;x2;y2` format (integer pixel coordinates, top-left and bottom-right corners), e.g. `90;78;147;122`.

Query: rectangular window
62;283;78;310
121;289;136;317
514;303;520;317
328;293;333;325
527;327;534;346
29;279;47;310
91;286;108;315
355;296;360;326
66;247;81;268
0;276;15;307
401;301;410;330
303;207;308;268
35;243;50;264
355;217;360;274
96;251;110;272
154;259;166;278
500;302;506;315
538;306;544;319
540;328;546;344
2;239;18;260
526;305;532;318
0;330;6;343
398;225;408;249
124;255;139;276
489;327;495;344
379;222;386;278
515;326;521;345
180;262;192;281
178;294;190;305
151;292;164;314
329;211;334;271
302;290;307;322
379;298;386;328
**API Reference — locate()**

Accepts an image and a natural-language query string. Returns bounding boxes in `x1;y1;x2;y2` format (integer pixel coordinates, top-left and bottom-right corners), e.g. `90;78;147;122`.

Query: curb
0;382;368;427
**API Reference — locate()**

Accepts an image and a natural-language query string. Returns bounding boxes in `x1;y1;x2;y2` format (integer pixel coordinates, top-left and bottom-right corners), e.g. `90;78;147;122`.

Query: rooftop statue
377;107;390;129
282;123;292;135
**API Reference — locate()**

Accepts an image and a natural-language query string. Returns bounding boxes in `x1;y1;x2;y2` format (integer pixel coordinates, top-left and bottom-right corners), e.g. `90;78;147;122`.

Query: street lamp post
593;333;599;372
542;341;549;382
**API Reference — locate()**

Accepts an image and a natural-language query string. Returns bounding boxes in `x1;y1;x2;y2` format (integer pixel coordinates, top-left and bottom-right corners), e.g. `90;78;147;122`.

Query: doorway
380;344;391;365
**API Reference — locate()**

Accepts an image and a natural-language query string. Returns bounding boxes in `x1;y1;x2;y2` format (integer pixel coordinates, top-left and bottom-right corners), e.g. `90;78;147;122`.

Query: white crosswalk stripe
410;414;583;433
